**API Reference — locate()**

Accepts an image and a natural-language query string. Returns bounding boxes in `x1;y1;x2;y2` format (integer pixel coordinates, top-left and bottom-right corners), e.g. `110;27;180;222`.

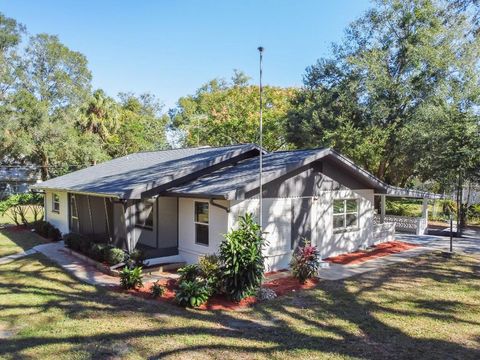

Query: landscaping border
62;247;123;277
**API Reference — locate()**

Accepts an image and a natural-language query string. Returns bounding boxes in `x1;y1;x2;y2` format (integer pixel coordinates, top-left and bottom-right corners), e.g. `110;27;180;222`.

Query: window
135;200;154;230
52;193;60;213
333;199;358;231
194;201;209;245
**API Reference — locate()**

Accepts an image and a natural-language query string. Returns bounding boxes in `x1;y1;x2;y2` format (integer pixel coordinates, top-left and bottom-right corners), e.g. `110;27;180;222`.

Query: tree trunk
41;156;49;181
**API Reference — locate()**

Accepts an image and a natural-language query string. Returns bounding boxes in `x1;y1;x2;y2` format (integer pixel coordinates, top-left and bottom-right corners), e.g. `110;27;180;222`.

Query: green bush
175;279;210;308
47;225;62;242
32;220;61;241
128;249;146;267
150;280;164;298
120;266;143;290
290;241;320;284
468;203;480;217
198;254;221;294
33;220;49;237
106;247;125;266
63;233;91;253
177;264;200;282
219;213;266;301
89;243;110;262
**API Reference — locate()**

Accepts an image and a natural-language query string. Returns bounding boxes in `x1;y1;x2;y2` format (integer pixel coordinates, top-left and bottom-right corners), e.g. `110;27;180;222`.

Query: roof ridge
121;143;256;156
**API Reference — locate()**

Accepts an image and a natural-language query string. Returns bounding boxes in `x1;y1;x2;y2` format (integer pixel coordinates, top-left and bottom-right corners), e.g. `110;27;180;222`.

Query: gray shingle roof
166;149;329;199
32;144;259;198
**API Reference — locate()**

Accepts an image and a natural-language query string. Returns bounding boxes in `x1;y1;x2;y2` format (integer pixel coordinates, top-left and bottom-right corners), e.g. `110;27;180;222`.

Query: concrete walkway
318;233;480;281
0;248;37;265
33;242;118;287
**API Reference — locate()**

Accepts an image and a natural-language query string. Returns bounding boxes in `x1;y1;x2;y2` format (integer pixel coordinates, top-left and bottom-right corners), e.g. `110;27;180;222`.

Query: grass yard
0;229;47;257
0;251;479;359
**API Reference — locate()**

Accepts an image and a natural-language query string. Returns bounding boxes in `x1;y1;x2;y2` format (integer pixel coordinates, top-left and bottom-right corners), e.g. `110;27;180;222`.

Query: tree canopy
169;71;297;151
285;0;480;189
0;13;169;180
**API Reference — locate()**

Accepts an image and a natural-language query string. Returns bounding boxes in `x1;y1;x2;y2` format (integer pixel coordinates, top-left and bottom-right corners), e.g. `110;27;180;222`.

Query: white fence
374;214;427;235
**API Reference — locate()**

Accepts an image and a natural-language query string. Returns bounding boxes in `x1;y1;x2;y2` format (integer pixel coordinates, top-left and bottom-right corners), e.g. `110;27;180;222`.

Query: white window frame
333;198;359;232
52;193;60;213
194;201;209;246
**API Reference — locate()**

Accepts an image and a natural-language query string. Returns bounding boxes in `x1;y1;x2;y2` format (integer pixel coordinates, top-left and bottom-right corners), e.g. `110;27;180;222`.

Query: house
0;162;41;200
31;144;440;271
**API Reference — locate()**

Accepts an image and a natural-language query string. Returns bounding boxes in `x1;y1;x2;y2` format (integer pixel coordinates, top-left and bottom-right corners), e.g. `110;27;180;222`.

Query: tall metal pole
258;46;264;230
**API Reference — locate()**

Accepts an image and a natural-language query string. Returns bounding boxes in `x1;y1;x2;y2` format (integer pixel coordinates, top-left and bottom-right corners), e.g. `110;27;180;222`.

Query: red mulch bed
324;240;419;265
263;276;318;296
117;274;318;311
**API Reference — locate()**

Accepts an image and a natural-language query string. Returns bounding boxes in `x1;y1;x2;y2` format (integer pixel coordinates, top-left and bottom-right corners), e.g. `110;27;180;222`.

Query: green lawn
0;250;479;359
0;229;47;257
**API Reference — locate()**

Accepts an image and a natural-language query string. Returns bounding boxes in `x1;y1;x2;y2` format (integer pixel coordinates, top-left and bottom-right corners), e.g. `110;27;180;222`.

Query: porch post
380;195;386;224
421;198;428;220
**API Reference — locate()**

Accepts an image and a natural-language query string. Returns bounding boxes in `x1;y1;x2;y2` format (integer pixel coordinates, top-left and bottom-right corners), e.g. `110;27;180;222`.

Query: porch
374;194;431;235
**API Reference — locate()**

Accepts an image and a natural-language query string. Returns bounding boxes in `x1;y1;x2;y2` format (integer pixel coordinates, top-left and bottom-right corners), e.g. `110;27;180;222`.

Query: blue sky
0;0;371;109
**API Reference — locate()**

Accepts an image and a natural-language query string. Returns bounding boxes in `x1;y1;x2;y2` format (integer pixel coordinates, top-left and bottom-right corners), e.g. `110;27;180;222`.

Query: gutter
29;186;121;199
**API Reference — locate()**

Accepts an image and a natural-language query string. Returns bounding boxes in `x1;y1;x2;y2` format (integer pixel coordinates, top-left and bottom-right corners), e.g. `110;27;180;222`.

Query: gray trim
209;199;230;213
156;197;159;249
176;197;179;249
87;196;94;233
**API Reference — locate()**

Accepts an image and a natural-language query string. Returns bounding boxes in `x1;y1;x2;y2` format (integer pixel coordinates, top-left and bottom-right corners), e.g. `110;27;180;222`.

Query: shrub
89;243;110;262
63;233;91;254
33;220;48;236
150;280;164;298
177;264;200;282
175;279;210;308
290;241;320;284
120;266;143;290
219;213;266;301
47;225;62;242
468;203;480;218
105;247;125;266
128;249;146;267
198;254;221;294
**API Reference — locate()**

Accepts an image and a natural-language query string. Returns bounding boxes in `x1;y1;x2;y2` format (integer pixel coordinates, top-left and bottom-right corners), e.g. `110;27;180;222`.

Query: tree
105;93;169;157
79;89;120;143
286;0;480;186
0;13;24;102
170;72;297;151
0;32;104;180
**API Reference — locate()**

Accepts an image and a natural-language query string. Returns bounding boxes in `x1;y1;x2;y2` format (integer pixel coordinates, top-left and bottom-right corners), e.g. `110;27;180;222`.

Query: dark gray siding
157;197;178;249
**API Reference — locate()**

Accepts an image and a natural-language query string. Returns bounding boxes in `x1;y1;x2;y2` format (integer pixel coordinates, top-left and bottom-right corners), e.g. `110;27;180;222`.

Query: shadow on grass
0;228;47;257
0;252;479;359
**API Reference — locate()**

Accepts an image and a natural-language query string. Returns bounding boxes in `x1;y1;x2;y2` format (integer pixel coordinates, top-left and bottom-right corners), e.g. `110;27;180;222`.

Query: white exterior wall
311;189;375;259
228;189;376;270
229;198;293;272
177;197;229;264
44;190;69;234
